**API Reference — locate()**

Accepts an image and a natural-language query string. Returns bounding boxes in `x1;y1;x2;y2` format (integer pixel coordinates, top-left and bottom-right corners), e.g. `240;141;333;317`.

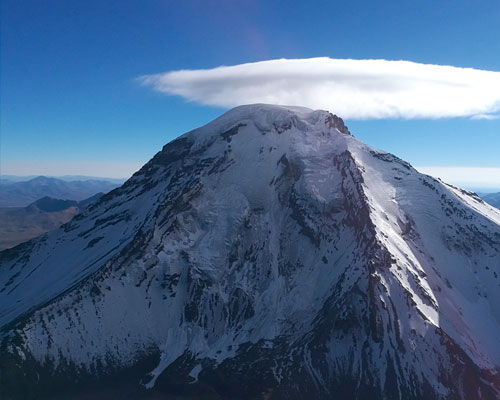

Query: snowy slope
1;104;500;400
481;192;500;209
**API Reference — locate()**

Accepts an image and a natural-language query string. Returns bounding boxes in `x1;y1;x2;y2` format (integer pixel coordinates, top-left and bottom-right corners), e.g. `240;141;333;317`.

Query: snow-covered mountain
1;104;500;400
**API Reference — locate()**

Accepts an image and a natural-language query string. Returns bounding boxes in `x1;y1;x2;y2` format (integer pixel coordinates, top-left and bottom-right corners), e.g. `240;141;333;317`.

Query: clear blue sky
1;0;499;186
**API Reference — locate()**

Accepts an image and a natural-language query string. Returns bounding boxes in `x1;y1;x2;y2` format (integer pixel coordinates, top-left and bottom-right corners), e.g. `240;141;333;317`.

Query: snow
1;104;499;397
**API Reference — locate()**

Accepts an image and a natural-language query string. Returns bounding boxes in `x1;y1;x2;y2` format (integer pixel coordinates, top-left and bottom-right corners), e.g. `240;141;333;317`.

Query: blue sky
1;0;499;189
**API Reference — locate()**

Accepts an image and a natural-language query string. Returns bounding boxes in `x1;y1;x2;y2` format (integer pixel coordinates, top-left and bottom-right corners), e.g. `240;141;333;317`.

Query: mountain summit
1;104;500;399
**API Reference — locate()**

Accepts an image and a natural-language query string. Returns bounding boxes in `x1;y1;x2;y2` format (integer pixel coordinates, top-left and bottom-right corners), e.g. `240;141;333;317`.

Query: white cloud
138;57;500;120
470;113;500;120
416;166;500;190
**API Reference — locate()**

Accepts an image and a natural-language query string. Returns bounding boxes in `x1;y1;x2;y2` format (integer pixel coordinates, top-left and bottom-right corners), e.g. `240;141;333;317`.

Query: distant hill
480;192;500;209
0;175;125;184
0;176;121;207
0;194;103;251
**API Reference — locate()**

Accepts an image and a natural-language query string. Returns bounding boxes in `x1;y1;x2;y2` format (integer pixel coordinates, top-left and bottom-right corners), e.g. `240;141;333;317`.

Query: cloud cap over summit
139;57;500;120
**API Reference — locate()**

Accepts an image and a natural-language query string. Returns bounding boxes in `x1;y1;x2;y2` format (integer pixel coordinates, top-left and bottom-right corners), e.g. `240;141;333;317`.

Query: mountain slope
0;176;119;207
1;105;500;400
480;192;500;209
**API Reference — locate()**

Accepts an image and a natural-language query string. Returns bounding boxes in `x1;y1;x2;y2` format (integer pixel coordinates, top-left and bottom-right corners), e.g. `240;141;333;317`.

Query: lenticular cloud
138;57;500;120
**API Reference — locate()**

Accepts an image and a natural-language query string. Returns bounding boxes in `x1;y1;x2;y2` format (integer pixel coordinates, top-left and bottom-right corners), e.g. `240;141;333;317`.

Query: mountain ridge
0;176;120;207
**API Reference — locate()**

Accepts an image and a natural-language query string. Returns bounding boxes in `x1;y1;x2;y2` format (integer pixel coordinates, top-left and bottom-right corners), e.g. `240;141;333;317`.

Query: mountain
0;176;120;207
0;175;38;183
480;192;500;209
0;194;103;251
55;176;127;185
1;104;500;400
1;175;126;185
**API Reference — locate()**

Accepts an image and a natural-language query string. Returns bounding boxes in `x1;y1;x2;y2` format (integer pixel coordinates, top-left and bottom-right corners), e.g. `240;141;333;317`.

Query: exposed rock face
1;104;500;400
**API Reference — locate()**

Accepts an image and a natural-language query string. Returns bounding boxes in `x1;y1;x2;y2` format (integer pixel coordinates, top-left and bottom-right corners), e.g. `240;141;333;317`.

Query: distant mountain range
480;192;500;209
0;175;125;184
0;176;121;207
0;194;102;251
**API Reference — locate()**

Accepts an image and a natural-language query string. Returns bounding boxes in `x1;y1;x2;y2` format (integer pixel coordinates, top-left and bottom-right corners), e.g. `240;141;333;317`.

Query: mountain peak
175;104;351;149
214;103;351;135
29;176;58;183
